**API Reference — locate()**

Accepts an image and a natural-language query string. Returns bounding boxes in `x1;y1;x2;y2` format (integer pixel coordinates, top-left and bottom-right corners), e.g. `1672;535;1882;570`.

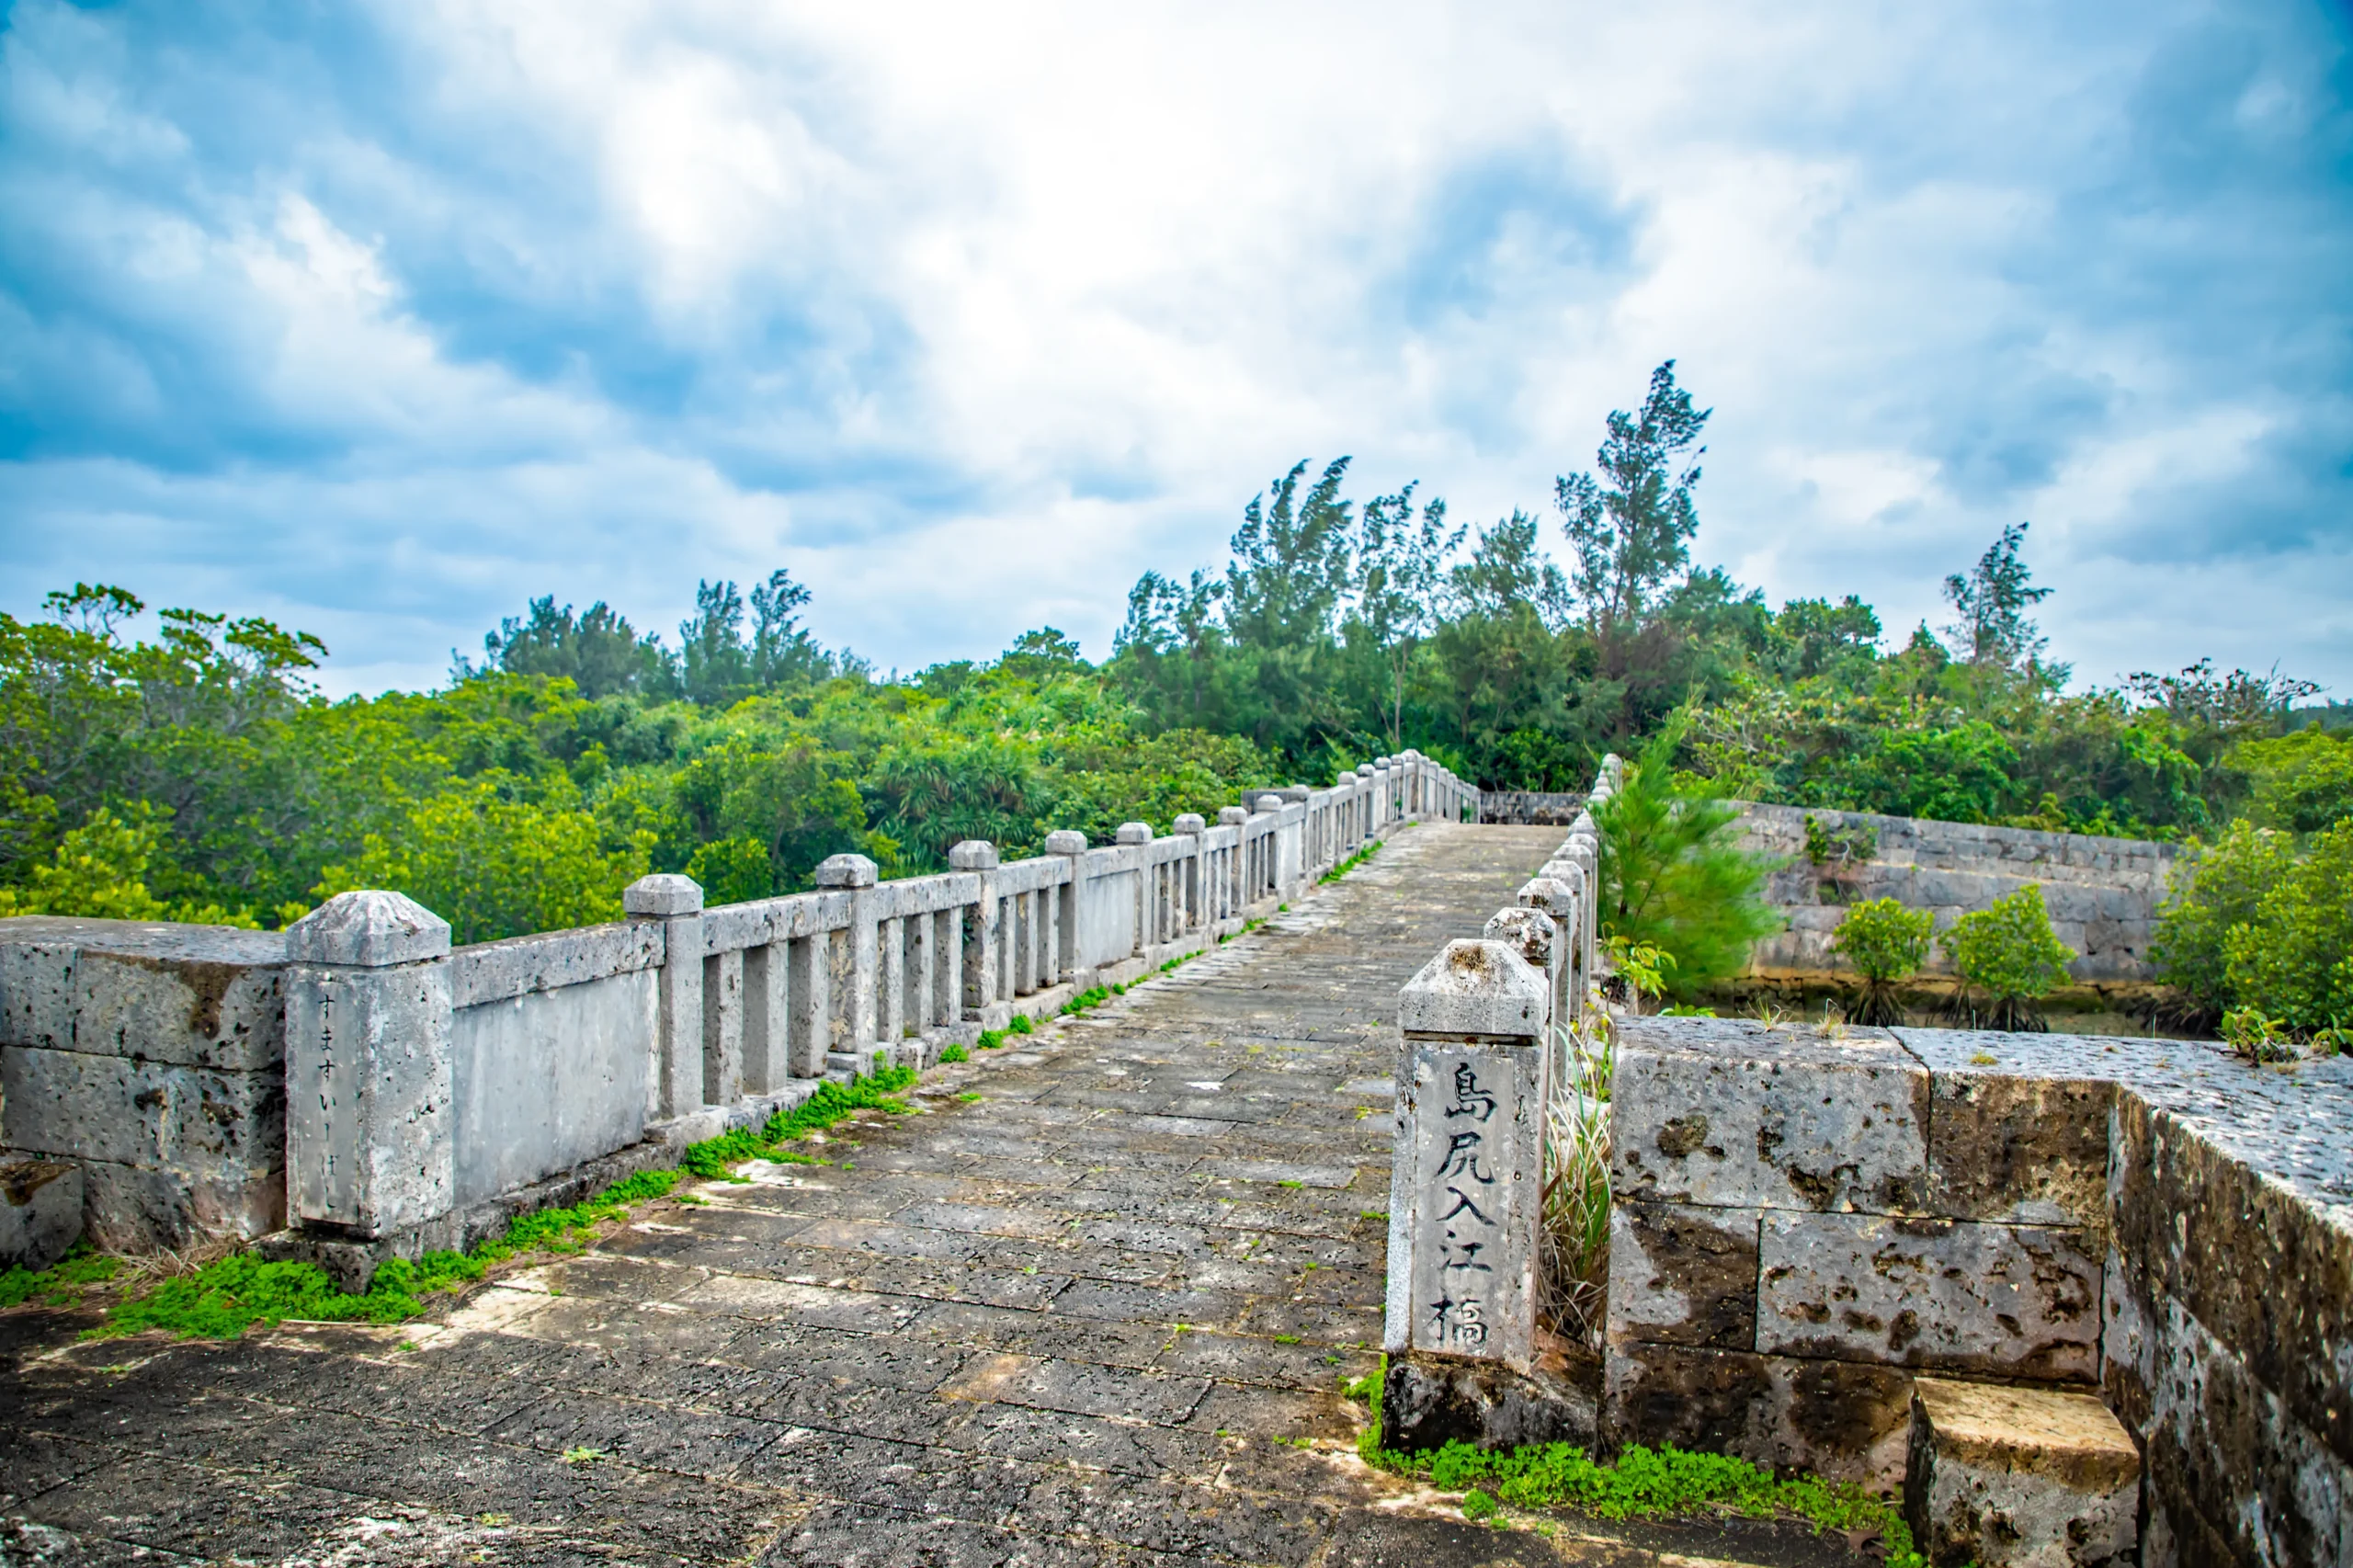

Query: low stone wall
1607;1015;2352;1566
2;752;1478;1267
0;920;288;1250
1479;790;1587;826
1737;802;2177;984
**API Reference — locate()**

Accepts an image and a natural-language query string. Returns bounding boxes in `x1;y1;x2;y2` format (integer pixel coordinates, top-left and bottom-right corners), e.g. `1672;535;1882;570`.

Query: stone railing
0;751;1476;1278
1381;755;2352;1568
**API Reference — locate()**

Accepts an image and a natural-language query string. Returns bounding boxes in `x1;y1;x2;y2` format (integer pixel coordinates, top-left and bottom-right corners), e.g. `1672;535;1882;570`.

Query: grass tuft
1320;839;1383;885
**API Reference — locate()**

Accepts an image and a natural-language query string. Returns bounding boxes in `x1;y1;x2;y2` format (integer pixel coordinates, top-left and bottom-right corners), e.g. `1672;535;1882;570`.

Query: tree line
1;361;2343;971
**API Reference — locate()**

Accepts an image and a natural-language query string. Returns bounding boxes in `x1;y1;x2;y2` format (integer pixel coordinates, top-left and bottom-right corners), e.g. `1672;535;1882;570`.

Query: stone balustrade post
625;873;705;1118
283;892;457;1243
1115;822;1153;953
949;840;1006;1029
1385;937;1551;1381
814;854;879;1053
1217;806;1247;914
1044;830;1086;981
1175;813;1207;933
1513;878;1579;1026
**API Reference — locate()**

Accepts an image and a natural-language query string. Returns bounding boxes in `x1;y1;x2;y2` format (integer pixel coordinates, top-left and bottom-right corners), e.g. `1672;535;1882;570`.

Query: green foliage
1595;727;1779;999
1941;885;2075;1028
2219;821;2353;1036
2152;821;2301;1020
313;777;652;945
1460;1489;1498;1521
1831;899;1934;983
1009;1013;1034;1035
938;1042;970;1063
2236;726;2353;834
0;1245;121;1308
1831;897;1935;1027
1369;1437;1917;1562
680;1066;918;1179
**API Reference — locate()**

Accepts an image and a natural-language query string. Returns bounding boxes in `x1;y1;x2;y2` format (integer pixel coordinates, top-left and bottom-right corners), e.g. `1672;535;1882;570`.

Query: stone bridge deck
1;824;1852;1568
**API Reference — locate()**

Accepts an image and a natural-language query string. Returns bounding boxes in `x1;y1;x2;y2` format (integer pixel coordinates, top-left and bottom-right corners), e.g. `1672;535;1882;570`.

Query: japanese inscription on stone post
1384;937;1549;1371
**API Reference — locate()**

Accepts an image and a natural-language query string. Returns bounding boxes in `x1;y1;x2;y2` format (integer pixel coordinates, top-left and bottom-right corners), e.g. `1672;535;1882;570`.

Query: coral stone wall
1735;803;2177;984
1607;1014;2353;1567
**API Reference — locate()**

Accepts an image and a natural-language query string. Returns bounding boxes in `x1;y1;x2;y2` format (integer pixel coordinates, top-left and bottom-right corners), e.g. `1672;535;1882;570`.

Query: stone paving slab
2;824;1884;1567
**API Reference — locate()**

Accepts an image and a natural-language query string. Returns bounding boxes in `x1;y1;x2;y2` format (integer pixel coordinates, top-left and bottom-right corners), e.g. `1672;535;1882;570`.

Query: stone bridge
4;762;2349;1567
0;821;1650;1567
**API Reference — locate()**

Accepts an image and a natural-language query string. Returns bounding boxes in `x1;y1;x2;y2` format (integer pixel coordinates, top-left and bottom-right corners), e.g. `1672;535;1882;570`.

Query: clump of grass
1346;1360;1919;1566
977;1028;1006;1049
1060;986;1113;1017
1010;1013;1035;1035
1540;1014;1614;1346
0;1246;121;1309
1321;839;1383;885
682;1065;918;1179
938;1042;970;1063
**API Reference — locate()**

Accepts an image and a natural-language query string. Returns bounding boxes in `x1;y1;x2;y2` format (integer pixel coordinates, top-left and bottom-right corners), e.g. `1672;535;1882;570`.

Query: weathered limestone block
1604;1339;1913;1487
284;892;456;1239
0;917;289;1069
1891;1029;2115;1231
2106;1244;2353;1568
1903;1379;2138;1568
1380;1349;1597;1453
1612;1017;1927;1214
1758;1212;2101;1380
0;1159;83;1271
2108;1083;2353;1473
1607;1199;1758;1348
1113;822;1153;845
1;1045;281;1174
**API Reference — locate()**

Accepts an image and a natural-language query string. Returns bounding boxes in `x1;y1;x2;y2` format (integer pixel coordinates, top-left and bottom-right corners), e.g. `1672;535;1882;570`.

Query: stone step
1904;1377;2140;1568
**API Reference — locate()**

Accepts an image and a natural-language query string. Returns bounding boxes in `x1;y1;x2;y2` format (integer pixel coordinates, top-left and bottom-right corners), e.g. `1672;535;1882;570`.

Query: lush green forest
2;361;2343;954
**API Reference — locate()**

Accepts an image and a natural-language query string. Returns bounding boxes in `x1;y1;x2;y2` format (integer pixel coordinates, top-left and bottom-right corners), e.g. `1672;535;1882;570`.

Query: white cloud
0;0;2346;698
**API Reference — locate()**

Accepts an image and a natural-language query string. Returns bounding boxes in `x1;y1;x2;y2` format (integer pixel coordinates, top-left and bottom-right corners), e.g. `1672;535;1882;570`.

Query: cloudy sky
2;1;2347;697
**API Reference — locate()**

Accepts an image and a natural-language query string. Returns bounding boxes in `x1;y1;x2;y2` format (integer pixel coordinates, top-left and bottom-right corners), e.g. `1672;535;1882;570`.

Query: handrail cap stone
625;873;706;915
1114;822;1154;845
1484;906;1557;971
287;890;452;966
1044;830;1088;855
1218;807;1249;826
1399;939;1548;1038
813;855;879;889
948;840;999;869
1173;813;1207;835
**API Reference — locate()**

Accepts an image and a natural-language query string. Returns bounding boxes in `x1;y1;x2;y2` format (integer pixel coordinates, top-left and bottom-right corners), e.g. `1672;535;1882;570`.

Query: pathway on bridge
2;824;1831;1568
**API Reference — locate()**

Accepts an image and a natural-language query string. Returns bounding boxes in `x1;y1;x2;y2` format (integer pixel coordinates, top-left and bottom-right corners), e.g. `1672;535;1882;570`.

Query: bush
2151;821;2300;1023
1941;884;2074;1030
1596;724;1779;999
2220;820;2353;1037
1830;897;1934;1026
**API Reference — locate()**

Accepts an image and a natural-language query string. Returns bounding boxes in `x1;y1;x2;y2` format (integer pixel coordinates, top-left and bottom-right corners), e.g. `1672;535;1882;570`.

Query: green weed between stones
1344;1358;1921;1562
28;1068;920;1344
1320;839;1383;885
938;1042;971;1063
0;1245;121;1309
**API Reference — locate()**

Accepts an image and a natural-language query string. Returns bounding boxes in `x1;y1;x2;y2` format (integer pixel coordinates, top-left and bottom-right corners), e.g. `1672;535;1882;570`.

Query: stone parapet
1605;1011;2353;1556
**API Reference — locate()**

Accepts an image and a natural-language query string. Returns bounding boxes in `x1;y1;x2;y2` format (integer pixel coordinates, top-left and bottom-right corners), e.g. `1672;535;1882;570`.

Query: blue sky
2;1;2348;697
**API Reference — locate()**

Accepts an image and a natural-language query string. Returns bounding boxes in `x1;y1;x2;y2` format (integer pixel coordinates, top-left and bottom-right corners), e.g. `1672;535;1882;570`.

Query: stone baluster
625;873;706;1118
1045;830;1087;983
814;853;879;1058
949;840;1007;1029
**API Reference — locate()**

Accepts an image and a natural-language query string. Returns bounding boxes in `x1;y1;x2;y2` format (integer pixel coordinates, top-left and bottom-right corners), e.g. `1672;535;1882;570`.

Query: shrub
1830;897;1935;1026
2152;821;2301;1024
938;1042;970;1063
1941;884;2075;1030
2220;820;2353;1037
